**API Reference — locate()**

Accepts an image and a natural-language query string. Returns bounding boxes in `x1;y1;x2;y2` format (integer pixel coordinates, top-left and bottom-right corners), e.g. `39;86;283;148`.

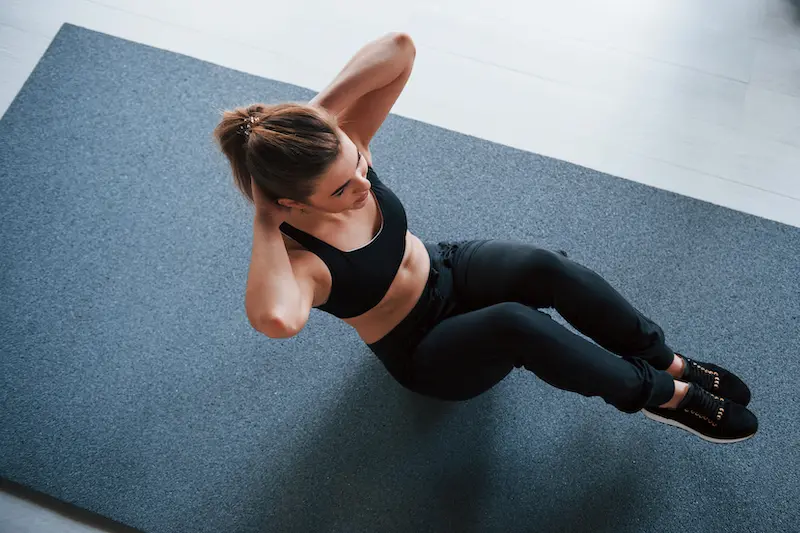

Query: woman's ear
277;198;303;210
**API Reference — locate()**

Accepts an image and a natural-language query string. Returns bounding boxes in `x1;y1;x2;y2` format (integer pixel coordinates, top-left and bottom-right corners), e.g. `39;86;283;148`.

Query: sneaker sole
642;409;756;444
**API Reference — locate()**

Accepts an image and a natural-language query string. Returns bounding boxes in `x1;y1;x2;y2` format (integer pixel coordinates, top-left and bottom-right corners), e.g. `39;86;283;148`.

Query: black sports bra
279;166;408;319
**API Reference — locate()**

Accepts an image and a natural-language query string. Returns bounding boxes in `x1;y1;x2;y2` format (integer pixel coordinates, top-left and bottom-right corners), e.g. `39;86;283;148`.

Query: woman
214;33;757;444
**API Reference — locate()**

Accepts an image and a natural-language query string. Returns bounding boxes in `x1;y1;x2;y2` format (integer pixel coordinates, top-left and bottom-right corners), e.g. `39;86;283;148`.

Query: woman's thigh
446;239;675;365
450;239;568;312
408;301;557;401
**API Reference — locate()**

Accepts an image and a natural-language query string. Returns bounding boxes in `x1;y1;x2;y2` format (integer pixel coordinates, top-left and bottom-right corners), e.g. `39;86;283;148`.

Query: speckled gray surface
1;23;798;533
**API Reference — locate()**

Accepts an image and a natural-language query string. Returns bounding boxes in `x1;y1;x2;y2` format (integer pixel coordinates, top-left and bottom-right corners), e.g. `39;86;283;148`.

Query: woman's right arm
245;182;317;338
245;216;306;338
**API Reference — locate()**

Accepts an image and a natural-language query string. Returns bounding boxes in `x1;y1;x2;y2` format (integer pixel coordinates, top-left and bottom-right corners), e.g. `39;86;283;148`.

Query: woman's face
281;128;371;216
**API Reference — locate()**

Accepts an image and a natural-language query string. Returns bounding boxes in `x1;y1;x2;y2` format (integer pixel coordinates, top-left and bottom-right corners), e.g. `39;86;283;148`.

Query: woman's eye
335;189;344;197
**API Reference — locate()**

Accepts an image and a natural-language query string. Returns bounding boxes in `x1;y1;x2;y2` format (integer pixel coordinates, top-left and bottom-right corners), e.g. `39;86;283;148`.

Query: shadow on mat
229;356;663;533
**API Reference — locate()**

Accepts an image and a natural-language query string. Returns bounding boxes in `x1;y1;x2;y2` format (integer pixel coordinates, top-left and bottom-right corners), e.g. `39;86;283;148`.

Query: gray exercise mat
1;24;798;533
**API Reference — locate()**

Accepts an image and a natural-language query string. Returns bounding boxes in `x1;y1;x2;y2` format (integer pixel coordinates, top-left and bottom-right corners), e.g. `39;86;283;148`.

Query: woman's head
213;102;372;216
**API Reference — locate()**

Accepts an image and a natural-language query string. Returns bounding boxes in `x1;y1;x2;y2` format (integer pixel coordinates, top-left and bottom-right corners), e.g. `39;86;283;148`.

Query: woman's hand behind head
251;179;291;226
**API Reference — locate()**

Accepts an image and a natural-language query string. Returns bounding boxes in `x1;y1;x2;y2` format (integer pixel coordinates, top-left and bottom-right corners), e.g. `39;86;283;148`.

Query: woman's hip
366;239;489;381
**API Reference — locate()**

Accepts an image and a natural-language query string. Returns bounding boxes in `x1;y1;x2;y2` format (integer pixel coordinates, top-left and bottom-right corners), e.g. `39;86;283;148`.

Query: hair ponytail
213;102;341;205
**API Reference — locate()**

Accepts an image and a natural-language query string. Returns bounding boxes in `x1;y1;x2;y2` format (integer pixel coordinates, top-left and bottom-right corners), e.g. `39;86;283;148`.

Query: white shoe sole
642;408;756;444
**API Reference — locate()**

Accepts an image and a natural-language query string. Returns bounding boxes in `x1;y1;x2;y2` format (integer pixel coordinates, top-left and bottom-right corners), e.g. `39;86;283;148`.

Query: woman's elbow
253;314;300;339
390;32;416;58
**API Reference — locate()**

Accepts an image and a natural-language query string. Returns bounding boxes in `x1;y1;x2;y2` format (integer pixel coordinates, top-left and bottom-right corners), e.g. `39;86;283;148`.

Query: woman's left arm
309;32;416;157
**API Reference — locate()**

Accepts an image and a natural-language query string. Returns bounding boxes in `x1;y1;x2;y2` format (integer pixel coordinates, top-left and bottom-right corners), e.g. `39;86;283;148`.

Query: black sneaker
677;353;751;407
642;383;758;444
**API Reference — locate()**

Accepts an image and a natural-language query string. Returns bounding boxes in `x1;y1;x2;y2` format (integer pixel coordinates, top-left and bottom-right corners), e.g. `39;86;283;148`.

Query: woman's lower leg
659;379;689;409
665;353;685;378
548;257;676;368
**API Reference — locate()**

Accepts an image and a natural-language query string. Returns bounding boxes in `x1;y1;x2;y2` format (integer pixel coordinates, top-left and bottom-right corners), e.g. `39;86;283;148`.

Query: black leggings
367;240;677;413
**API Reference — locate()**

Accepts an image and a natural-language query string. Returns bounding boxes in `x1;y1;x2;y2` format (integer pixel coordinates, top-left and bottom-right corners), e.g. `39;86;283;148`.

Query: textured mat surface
1;24;798;533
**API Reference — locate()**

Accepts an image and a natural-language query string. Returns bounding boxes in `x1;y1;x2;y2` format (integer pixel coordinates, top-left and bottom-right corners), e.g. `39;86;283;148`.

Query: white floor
1;0;799;529
0;489;117;533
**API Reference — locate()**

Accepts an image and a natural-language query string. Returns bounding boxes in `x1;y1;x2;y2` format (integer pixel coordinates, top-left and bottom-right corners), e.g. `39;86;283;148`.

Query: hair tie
238;115;260;138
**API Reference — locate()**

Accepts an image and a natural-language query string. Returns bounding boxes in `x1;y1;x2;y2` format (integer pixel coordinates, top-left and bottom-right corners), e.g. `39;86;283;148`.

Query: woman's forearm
310;32;415;115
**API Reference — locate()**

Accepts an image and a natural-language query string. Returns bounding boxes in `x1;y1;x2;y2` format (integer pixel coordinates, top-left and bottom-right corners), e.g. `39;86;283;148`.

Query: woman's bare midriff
284;231;431;345
343;232;430;344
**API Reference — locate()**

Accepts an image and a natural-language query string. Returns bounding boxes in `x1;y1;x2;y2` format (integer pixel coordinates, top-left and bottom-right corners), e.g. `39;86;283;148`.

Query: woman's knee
523;248;571;280
475;302;559;373
484;302;553;337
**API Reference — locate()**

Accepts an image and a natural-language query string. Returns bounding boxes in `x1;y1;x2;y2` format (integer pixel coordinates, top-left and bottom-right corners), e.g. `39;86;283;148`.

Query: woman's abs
343;232;431;344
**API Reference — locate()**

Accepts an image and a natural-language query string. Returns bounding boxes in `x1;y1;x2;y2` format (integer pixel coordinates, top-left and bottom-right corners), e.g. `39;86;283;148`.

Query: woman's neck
285;207;352;230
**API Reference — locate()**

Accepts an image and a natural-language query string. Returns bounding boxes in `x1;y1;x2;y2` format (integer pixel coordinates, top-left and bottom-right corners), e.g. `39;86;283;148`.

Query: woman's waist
345;234;436;344
365;241;459;349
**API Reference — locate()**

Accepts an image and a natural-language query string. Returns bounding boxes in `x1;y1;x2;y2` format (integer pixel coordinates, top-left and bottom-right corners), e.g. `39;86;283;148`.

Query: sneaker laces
686;386;726;427
682;356;720;392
